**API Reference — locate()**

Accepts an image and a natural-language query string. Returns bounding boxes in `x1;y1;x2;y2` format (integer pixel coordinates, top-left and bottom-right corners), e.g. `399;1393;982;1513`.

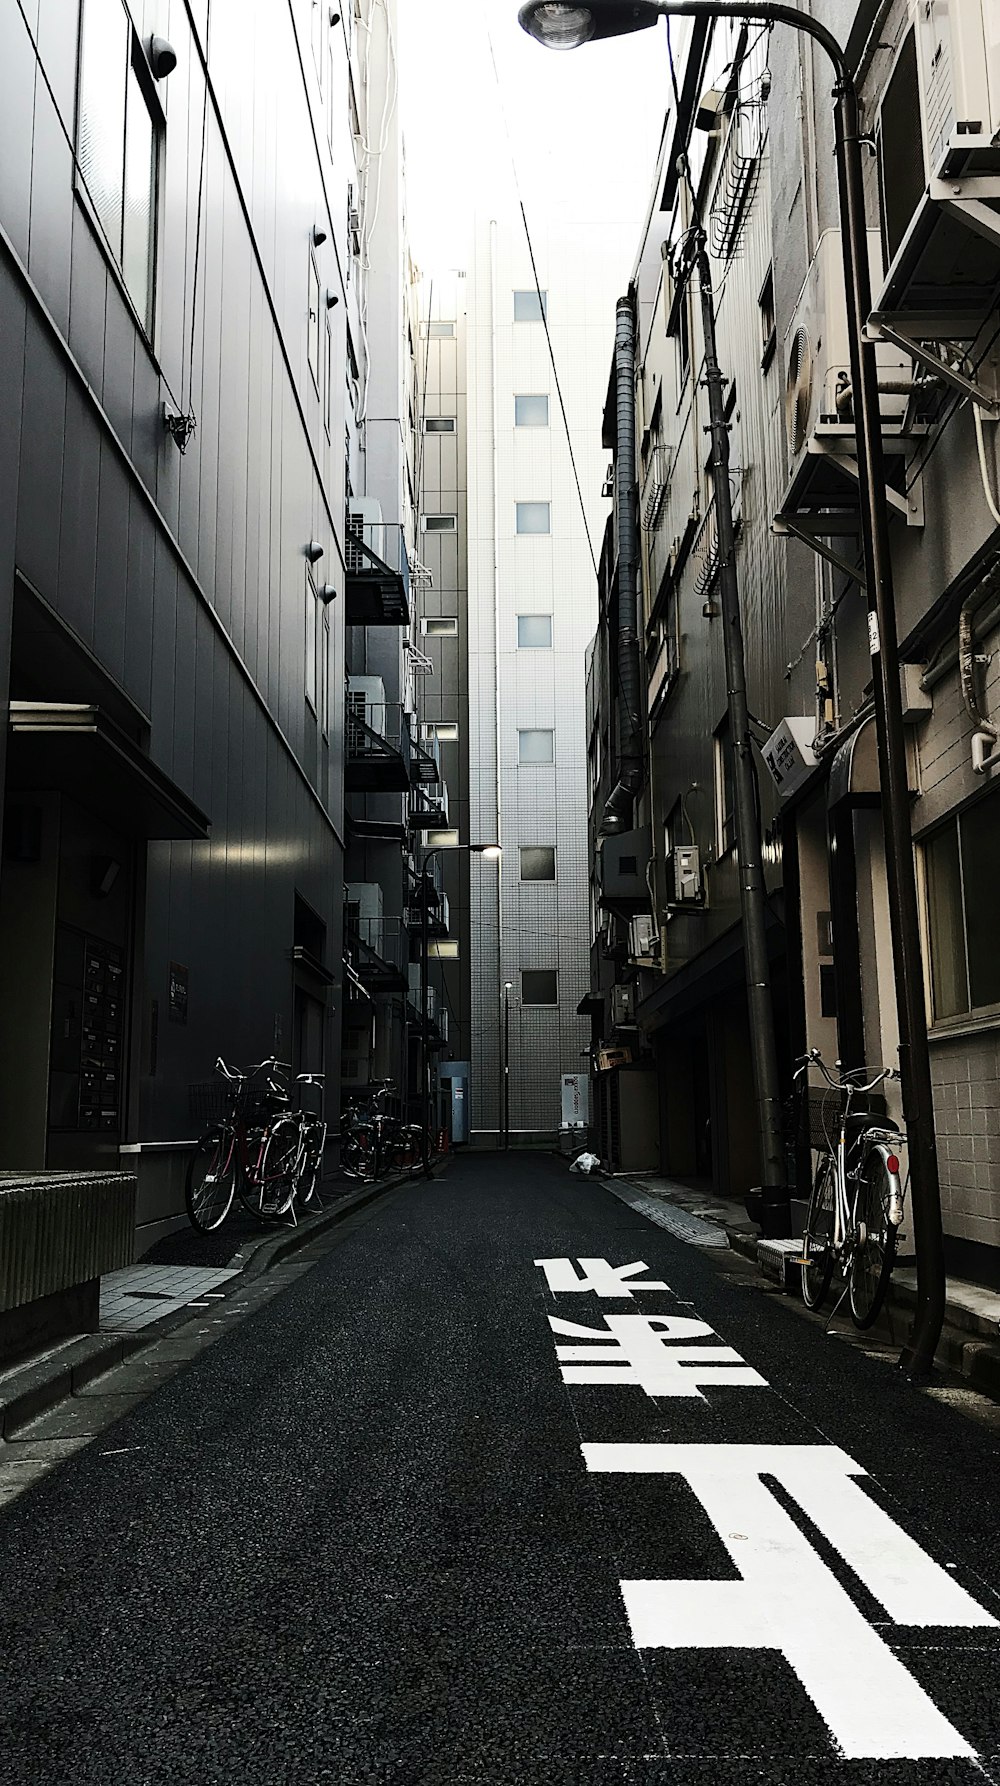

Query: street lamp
419;843;501;1177
520;0;946;1377
503;982;514;1150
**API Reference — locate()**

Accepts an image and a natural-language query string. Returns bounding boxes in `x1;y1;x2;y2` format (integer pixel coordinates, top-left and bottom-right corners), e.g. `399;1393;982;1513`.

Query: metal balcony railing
345;701;412;793
344;521;411;626
345;916;407;984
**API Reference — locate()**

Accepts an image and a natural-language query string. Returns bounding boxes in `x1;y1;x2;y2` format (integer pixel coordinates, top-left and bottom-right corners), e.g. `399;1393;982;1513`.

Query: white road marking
583;1443;994;1760
534;1258;671;1297
550;1314;768;1398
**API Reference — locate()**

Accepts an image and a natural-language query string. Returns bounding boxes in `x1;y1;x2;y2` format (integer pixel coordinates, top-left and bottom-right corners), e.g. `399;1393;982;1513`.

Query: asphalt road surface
2;1151;999;1784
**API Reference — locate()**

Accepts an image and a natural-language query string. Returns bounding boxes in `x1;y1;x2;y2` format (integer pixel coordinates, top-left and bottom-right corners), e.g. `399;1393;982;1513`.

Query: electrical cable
482;19;600;582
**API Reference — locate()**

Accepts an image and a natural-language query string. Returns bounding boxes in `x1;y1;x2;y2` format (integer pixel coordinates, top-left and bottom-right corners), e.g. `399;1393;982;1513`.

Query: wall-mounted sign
761;717;818;799
168;962;189;1025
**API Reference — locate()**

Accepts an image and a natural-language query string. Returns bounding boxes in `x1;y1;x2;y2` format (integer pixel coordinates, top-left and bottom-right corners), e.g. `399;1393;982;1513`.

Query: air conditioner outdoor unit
783;231;912;475
915;0;1000;180
346;674;386;737
666;846;702;905
628;913;659;965
345;497;385;575
611;984;636;1028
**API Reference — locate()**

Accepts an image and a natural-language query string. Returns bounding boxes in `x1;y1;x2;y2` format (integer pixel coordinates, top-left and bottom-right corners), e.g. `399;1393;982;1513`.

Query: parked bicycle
338;1081;432;1181
186;1057;299;1231
796;1048;907;1328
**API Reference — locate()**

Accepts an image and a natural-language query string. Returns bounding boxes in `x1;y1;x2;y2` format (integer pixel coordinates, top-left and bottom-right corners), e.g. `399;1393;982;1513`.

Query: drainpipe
958;594;1000;773
600;294;644;836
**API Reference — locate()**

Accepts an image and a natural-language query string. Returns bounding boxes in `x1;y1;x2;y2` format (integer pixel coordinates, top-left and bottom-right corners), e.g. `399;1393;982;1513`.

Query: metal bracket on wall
771;514;866;589
868;315;1000;421
808;438;924;527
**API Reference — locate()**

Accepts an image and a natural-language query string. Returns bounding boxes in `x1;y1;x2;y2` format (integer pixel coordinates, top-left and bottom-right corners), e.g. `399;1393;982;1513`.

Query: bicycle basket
188;1081;233;1123
795;1085;888;1150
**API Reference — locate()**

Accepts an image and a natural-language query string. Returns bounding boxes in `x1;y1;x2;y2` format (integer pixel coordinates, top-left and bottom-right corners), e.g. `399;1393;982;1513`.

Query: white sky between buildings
397;0;671;278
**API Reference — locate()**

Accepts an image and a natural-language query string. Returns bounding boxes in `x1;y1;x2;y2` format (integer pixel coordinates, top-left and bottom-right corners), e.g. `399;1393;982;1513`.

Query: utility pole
688;229;790;1238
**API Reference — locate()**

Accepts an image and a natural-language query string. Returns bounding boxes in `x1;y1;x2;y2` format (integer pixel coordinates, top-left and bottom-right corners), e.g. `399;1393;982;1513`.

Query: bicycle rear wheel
186;1128;236;1232
247;1117;299;1218
801;1154;836;1310
849;1152;898;1329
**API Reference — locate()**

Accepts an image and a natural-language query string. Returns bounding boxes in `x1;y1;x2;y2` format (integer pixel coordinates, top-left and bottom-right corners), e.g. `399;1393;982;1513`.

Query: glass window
78;0;160;330
520;847;556;882
426;321;455;338
518;729;554;765
323;312;332;434
422;722;459;741
517;614;552;649
423;828;459;848
308;255;321;387
424;417;456;433
305;572;318;711
320;610;330;737
522;969;557;1005
423;514;457;533
514;290;547;322
925;787;1000;1020
516;502;550;535
515;394;549;427
421;617;458;636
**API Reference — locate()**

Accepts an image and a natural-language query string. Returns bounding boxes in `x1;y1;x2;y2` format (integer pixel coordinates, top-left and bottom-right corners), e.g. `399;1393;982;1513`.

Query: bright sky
397;0;670;275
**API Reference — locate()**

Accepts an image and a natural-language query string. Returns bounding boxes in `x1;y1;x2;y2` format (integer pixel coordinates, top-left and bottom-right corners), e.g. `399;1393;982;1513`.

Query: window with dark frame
924;788;1000;1021
520;847;556;882
759;265;776;369
522;969;558;1005
77;0;161;332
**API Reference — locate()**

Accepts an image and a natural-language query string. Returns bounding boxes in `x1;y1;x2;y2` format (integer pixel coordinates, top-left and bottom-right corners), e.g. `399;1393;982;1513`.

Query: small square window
423;514;457;533
522;969;557;1006
515;394;549;427
514;290;547;322
421;616;458;636
518;729;554;765
520;847;556;882
424;416;456;433
515;502;550;535
517;614;552;649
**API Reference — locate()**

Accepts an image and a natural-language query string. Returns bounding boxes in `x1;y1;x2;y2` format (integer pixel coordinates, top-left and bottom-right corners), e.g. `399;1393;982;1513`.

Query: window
422;722;459;742
518;729;554;765
759;266;776;370
308;254;321;388
323;312;332;434
77;0;161;330
668;278;691;392
423;514;457;533
517;614;553;649
515;394;549;427
877;28;923;267
305;571;318;711
522;969;558;1005
924;788;1000;1020
515;502;550;535
421;616;458;636
714;718;735;854
514;290;547;322
423;828;459;848
425;320;455;338
424;416;456;433
520;847;556;882
320;609;330;737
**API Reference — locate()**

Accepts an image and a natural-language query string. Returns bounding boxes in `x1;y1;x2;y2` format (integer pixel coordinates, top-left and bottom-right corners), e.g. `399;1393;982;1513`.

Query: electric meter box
668;846;701;903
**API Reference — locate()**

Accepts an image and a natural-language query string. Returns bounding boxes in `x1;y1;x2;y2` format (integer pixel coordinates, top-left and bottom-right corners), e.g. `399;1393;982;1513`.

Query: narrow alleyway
1;1153;999;1783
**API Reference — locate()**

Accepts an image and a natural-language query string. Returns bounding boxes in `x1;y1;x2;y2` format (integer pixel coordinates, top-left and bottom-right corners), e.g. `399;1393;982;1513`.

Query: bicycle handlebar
794;1048;897;1095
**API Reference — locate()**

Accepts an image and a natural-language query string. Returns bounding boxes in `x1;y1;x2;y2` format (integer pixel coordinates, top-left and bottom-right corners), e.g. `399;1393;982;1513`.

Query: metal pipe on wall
601;294;645;835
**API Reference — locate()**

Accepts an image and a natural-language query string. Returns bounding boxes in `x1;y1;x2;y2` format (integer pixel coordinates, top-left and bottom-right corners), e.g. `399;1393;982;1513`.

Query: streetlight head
518;1;661;50
472;844;502;859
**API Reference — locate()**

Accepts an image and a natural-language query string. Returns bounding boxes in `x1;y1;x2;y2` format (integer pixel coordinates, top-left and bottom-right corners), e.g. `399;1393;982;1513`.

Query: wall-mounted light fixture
326;291;339;310
312;224;327;248
90;855;122;898
329;9;341;23
305;541;324;564
318;584;338;606
149;35;177;78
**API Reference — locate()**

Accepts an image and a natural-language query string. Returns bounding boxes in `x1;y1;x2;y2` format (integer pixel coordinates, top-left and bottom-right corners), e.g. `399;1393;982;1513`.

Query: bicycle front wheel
849;1152;898;1329
248;1118;299;1218
801;1154;836;1310
186;1128;236;1232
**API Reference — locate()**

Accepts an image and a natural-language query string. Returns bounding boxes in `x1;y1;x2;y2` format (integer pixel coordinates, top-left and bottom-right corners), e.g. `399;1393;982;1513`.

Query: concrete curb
725;1223;1000;1399
0;1162;443;1439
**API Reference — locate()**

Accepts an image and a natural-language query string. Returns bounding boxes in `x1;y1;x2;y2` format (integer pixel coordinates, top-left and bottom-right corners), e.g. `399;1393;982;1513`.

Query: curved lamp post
519;0;945;1378
420;843;501;1177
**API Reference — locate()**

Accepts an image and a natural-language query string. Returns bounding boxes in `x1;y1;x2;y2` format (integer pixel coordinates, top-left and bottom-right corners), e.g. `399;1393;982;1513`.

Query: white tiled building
464;210;638;1141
